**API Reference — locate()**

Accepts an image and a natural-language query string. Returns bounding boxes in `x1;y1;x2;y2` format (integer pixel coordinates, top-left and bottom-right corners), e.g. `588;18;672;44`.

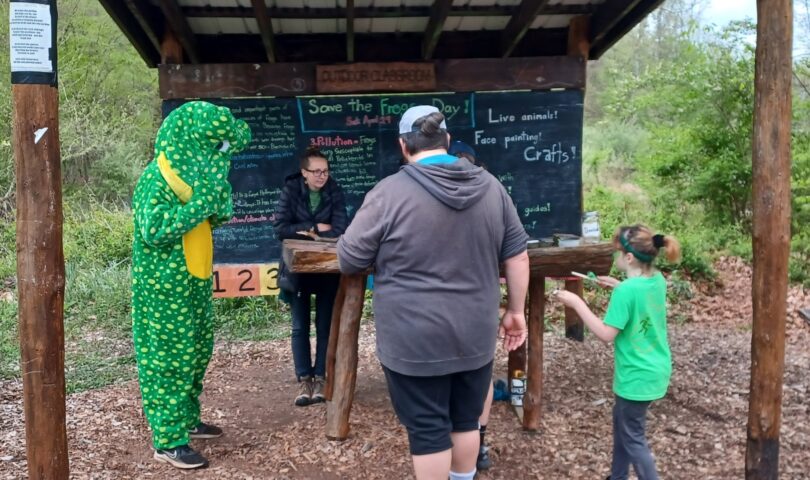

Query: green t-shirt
603;272;672;401
309;189;322;213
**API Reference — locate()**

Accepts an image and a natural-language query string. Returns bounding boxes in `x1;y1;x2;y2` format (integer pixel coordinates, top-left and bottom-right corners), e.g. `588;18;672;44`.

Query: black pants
290;274;339;379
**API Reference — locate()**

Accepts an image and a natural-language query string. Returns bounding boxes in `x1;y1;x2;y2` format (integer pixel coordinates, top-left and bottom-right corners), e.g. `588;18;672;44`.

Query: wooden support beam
190;29;569;63
159;56;585;99
97;0;161;66
422;0;454;60
567;15;590;60
501;0;551;58
252;0;277;63
346;0;355;62
523;274;545;431
325;274;367;440
123;0;163;53
157;0;200;64
746;0;793;477
590;0;665;59
13;83;69;479
324;276;347;401
161;23;184;65
181;4;597;19
564;279;584;341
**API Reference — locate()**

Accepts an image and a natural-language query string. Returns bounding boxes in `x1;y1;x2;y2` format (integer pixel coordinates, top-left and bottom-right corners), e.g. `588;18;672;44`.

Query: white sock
449;469;476;480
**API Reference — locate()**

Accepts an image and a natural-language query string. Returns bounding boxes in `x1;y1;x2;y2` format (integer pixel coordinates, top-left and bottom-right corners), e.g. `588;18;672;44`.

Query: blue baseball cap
448;140;477;159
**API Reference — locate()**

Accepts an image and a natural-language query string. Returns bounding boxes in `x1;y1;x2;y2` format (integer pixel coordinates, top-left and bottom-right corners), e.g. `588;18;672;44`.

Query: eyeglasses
304;168;329;177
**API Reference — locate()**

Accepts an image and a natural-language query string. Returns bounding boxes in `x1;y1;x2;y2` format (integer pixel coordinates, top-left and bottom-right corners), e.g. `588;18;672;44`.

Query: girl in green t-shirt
554;224;681;480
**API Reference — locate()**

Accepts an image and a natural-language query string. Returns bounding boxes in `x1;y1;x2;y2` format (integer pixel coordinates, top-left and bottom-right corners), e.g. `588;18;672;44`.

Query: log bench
282;239;614;439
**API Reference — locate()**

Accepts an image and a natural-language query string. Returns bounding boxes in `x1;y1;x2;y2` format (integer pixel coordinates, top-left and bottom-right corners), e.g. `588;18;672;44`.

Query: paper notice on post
10;2;53;74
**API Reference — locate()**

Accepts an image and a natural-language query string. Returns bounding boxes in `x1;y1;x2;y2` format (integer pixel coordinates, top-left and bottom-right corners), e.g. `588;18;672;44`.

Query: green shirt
309;189;322;213
603;272;672;401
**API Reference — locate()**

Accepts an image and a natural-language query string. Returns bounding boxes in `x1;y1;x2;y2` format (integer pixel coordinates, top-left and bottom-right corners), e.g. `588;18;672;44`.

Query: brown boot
311;376;326;403
295;376;313;406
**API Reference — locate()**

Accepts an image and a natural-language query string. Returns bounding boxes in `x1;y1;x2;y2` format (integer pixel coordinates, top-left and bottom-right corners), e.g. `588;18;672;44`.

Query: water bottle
582;211;601;243
510;370;526;406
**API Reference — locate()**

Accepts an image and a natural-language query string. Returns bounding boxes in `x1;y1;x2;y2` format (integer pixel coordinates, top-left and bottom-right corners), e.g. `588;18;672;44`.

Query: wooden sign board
212;263;280;298
316;62;436;94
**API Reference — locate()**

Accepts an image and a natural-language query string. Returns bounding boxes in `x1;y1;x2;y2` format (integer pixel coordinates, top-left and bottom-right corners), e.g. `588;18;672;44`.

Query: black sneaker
188;422;223;439
153;445;209;469
476;444;492;470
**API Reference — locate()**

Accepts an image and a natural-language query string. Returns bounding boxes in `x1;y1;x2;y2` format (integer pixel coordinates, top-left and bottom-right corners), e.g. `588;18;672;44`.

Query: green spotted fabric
131;101;250;449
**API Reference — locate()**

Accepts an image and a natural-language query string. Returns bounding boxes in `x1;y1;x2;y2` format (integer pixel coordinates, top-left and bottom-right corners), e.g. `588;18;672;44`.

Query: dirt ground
1;258;809;479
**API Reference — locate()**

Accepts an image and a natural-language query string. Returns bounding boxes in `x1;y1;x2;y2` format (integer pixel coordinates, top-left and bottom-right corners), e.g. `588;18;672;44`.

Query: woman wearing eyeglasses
273;146;348;406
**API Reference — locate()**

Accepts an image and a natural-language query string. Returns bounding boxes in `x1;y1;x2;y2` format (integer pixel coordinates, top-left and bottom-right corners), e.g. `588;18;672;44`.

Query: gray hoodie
337;155;528;376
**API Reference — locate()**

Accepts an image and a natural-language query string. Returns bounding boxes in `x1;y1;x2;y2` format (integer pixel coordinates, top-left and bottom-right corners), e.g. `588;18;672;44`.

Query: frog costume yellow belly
131;101;251;450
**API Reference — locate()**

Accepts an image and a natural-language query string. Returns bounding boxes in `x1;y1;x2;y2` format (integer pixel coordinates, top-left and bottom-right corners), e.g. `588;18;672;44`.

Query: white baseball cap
398;105;447;134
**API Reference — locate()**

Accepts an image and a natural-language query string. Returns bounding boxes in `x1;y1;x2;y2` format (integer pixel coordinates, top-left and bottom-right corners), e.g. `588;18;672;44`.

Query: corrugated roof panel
274;0;305;8
188;18;220;35
395;17;429;32
306;0;339;7
481;15;510;30
176;0;208;7
531;14;575;29
367;17;396;32
275;18;341;34
204;0;241;6
369;0;403;8
354;18;372;33
336;0;374;7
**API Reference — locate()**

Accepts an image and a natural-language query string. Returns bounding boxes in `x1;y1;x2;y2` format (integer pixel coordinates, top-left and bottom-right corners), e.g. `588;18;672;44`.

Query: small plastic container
582;211;601;243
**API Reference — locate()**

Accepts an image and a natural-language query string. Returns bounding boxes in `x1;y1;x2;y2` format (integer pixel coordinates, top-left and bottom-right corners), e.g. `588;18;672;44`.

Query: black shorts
383;361;493;455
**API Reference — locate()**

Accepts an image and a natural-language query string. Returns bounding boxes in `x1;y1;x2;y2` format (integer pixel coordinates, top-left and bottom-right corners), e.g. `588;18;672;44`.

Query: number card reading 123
212;263;280;298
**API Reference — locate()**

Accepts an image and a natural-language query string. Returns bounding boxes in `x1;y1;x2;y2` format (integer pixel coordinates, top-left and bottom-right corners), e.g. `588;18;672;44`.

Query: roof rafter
500;0;552;58
346;0;355;61
157;0;200;64
251;0;277;63
422;0;454;60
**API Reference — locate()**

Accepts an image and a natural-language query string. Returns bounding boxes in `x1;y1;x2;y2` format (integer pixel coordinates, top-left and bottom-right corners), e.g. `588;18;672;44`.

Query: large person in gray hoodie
337;106;530;480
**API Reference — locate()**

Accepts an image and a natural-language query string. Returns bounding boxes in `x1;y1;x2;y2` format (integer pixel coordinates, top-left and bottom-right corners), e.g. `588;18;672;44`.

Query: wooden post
325;274;367;440
564;279;584;341
11;1;69;477
324;275;347;400
522;274;544;430
746;0;792;478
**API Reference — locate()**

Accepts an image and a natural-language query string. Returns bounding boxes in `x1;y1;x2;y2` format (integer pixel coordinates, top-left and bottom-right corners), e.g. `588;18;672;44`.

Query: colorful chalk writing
163;90;583;298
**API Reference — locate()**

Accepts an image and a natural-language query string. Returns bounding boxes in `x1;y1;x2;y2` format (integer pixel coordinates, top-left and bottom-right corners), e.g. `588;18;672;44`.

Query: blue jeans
290;275;339;379
611;395;659;480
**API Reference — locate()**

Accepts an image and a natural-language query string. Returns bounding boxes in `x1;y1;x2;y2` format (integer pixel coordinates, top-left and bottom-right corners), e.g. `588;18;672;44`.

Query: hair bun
417;112;446;136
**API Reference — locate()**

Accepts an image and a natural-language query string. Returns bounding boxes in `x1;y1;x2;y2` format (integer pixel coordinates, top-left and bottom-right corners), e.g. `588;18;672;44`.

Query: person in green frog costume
131;101;251;469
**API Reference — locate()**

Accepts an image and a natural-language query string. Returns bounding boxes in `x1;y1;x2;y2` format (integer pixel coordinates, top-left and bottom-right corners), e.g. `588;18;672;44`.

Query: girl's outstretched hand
552;289;581;307
499;310;527;352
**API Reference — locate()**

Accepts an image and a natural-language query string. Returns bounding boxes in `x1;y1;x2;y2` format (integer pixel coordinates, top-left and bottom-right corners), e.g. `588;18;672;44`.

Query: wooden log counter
282;239;614;439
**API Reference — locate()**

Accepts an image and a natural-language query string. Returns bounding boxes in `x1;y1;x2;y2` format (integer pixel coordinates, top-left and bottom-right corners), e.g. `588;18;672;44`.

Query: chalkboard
163;90;584;265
